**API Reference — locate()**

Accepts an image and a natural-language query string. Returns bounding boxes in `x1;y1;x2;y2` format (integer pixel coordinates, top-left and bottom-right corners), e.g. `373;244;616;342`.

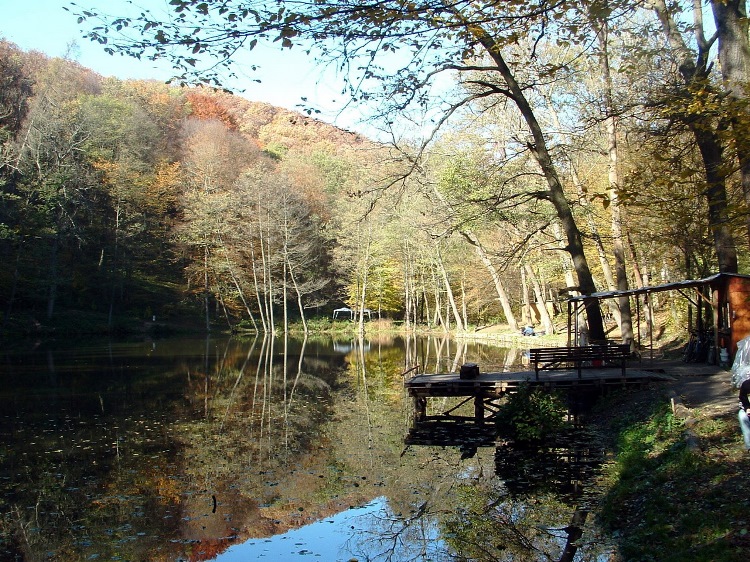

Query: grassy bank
593;388;750;561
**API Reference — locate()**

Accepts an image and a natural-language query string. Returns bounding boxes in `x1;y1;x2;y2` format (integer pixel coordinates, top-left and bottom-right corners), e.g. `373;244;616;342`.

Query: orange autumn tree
185;89;239;130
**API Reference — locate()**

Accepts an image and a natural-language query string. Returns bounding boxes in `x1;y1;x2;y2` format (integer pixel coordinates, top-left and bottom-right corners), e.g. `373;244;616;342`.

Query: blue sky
0;0;365;132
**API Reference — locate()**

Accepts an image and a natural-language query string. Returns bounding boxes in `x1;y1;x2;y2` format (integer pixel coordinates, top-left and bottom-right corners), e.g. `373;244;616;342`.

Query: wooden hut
566;273;750;362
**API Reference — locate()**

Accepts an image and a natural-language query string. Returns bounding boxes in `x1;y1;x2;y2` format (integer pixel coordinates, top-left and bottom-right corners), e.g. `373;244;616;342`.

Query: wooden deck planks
405;368;673;424
405;369;672;398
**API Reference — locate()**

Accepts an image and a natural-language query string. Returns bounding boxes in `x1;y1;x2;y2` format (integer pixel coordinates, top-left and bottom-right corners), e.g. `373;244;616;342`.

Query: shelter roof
568;273;750;302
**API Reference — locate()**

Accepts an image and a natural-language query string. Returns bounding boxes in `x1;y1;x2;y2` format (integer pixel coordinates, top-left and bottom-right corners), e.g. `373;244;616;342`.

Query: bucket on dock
460;363;479;379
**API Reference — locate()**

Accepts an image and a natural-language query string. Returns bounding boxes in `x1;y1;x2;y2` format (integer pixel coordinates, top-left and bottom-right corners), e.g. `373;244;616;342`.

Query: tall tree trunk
520;266;531;326
358;238;371;336
403;240;412;331
428;175;519;330
524;264;554;335
263;218;275;336
249;243;268;333
470;28;605;340
436;245;464;331
433;285;443;330
47;234;59;320
460;277;468;331
282;253;289;334
650;0;739;273
217;287;233;330
711;0;750;247
203;244;211;332
544;97;617;305
642;270;653;343
690;123;739;273
553;223;578;291
288;261;308;334
626;231;646;289
431;267;447;332
595;15;634;348
547;97;624;334
226;258;259;331
460;229;518;330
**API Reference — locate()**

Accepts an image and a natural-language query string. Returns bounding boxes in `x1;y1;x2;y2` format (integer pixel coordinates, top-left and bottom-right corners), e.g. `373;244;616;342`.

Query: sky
0;0;369;134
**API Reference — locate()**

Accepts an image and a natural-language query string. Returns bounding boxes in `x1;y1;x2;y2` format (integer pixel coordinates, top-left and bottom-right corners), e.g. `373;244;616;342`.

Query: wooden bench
529;344;630;380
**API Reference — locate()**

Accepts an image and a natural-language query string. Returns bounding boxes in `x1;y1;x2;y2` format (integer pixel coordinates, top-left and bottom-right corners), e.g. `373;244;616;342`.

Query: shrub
496;384;568;444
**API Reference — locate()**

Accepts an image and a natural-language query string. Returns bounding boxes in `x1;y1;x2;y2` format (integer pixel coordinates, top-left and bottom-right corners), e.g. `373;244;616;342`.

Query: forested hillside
2;9;750;338
0;41;380;335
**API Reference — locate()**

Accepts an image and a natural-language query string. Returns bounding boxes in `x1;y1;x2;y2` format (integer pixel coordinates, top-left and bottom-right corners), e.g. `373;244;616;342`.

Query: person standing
738;378;750;451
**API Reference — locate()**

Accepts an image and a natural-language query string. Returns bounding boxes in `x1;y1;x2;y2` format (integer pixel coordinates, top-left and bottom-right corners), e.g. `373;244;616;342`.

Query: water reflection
0;334;611;561
405;419;497;452
494;430;606;501
404;417;606;501
211;497;445;561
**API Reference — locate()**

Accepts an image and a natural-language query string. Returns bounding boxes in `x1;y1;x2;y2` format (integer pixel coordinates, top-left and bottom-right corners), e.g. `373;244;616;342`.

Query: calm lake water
0;334;614;561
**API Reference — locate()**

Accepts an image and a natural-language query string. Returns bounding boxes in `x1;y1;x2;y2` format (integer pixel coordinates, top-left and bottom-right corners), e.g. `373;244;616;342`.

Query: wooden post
474;395;484;425
414;396;426;421
567;300;573;347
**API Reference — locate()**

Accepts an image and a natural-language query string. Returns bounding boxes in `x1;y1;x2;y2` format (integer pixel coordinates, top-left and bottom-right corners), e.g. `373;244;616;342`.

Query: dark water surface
0;335;612;561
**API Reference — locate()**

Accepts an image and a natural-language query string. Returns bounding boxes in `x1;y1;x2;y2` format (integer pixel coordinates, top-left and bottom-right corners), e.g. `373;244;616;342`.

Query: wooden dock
405;368;673;423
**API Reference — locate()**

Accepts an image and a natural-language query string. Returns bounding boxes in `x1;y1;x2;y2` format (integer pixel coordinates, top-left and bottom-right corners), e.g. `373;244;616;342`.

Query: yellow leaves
154;161;182;191
149;161;182;214
92;157;182;217
684;86;723;116
659;80;726;122
91;159;118;177
92;159;142;192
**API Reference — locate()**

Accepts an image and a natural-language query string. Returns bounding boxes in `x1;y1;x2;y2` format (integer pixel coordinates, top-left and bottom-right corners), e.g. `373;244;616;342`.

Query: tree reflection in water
0;334;612;561
403;413;612;561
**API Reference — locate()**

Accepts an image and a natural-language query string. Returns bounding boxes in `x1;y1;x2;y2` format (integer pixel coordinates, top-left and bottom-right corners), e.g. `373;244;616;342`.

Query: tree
274;174;330;333
709;0;750;246
590;7;634;348
646;0;739;273
0;41;33;139
76;92;170;325
74;0;608;341
177;118;257;330
0;41;34;324
13;57;102;319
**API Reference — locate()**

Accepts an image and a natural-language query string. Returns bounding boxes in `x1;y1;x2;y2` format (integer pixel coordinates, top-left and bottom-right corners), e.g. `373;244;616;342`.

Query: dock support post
474;395;485;425
414;396;426;421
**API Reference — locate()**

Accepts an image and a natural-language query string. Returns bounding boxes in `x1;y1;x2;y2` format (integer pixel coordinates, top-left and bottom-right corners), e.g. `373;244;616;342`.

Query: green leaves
496;385;568;444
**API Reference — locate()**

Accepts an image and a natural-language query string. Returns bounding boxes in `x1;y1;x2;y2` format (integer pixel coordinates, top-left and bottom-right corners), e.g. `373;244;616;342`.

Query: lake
0;334;614;561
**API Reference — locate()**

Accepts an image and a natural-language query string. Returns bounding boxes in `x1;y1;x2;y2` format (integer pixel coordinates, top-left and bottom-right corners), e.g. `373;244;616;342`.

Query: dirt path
644;359;738;418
